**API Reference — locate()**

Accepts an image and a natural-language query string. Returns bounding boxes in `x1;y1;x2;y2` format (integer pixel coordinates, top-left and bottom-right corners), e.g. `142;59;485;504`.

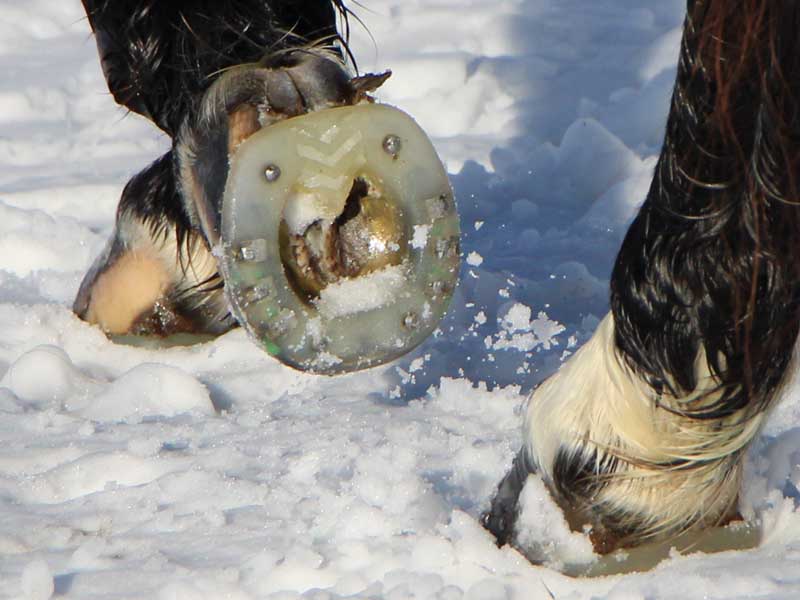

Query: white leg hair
525;314;774;546
77;211;229;335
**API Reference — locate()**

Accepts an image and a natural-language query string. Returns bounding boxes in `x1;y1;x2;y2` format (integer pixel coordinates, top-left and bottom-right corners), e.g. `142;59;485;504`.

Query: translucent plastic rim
219;103;459;374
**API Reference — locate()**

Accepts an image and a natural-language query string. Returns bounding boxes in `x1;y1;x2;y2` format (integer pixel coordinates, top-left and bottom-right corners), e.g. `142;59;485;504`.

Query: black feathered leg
75;1;385;336
484;1;800;558
80;0;343;136
481;450;536;547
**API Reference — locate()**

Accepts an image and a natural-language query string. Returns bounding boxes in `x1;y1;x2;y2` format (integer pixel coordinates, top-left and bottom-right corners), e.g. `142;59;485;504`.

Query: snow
20;559;53;600
315;263;409;318
466;252;483;267
514;476;596;571
282;192;336;235
2;0;800;598
489;303;565;354
411;224;431;250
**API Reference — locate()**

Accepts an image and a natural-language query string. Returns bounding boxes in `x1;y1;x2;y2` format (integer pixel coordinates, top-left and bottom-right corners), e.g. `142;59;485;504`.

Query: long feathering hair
611;0;800;426
82;0;354;136
531;0;800;551
76;1;360;335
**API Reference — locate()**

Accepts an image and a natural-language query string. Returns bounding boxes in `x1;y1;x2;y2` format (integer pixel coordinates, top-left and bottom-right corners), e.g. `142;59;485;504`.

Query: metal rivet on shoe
382;134;402;157
241;279;275;307
435;236;460;259
238;238;268;262
430;280;452;298
402;311;420;331
264;164;281;182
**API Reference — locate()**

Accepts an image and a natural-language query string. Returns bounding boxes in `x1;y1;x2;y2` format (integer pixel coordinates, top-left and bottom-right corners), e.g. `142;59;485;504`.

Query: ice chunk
514;475;597;570
412;224;431;249
491;303;566;352
314;263;408;319
466;251;483;267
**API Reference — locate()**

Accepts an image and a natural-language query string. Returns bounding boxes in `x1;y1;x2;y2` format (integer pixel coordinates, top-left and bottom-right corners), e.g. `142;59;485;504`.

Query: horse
78;0;799;562
74;0;460;374
74;0;393;340
484;0;800;555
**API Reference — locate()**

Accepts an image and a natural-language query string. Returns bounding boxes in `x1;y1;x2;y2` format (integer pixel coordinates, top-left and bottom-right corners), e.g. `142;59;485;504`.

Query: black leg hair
610;0;800;421
481;450;536;547
80;0;344;136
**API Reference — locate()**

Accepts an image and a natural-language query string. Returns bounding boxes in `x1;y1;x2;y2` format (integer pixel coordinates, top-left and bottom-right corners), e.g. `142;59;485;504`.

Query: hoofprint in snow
2;1;800;599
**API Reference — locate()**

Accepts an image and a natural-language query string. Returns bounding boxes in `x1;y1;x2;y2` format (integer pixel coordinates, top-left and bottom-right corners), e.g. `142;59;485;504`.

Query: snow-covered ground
3;1;800;598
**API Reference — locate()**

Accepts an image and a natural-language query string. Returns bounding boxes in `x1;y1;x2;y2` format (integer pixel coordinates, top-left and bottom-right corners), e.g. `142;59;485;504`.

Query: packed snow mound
77;363;214;422
1;345;88;406
1;345;214;422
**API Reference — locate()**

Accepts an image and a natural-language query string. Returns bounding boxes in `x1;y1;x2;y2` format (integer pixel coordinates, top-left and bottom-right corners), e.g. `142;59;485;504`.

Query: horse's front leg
74;1;459;373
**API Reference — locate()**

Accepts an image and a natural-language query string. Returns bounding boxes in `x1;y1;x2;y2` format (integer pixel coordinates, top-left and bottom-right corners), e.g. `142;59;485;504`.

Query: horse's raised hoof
221;104;458;373
178;58;459;373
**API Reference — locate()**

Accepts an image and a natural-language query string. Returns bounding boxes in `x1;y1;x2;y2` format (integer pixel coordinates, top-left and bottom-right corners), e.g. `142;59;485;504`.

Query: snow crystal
466;251;483;267
409;356;426;373
500;303;532;333
411;224;431;249
490;303;566;352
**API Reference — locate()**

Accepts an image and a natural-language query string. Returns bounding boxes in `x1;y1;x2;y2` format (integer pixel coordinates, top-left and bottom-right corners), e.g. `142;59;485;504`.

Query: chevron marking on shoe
301;173;351;191
296;130;363;168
